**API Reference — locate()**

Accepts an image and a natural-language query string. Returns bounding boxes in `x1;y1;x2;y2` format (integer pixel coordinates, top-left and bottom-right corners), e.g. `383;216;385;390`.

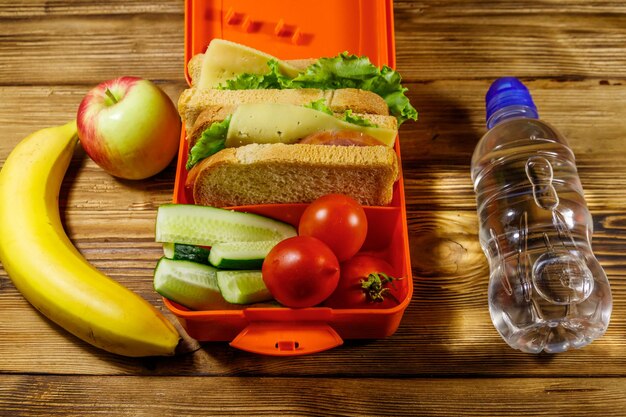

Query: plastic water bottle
471;77;612;353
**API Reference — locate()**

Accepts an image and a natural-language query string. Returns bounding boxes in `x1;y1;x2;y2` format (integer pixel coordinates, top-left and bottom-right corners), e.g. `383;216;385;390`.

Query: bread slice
178;88;392;134
187;53;205;86
179;88;324;132
191;143;399;207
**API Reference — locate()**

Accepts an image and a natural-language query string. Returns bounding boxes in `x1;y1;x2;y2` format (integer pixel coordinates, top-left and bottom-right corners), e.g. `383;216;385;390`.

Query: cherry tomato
298;194;367;261
262;236;340;308
324;254;404;309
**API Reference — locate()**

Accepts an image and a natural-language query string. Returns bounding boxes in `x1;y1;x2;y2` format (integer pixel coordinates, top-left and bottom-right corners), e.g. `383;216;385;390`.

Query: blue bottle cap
485;77;538;124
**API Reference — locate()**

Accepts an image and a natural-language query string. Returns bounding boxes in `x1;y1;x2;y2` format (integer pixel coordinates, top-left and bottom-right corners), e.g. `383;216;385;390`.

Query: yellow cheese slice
198;39;301;89
226;103;397;147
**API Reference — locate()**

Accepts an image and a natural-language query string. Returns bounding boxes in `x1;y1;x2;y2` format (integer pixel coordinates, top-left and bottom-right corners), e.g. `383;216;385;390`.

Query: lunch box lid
168;0;413;356
184;0;396;85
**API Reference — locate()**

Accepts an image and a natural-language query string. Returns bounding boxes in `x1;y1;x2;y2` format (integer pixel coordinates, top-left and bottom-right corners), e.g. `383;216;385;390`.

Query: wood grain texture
1;375;626;417
0;0;182;17
0;15;184;85
393;0;626;81
1;0;626;415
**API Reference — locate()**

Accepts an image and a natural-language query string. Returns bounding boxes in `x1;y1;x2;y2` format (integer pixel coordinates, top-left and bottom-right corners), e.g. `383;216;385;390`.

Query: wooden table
1;1;626;415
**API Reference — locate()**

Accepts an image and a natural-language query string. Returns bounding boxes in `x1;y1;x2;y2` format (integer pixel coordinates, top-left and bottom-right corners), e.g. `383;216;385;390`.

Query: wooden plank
402;165;626;211
400;79;626;164
0;15;184;85
393;1;626;81
1;375;626;416
394;0;626;15
0;0;182;17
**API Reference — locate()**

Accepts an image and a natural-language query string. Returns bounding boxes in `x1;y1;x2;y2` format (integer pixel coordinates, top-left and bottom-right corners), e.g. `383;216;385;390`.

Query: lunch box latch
230;321;343;356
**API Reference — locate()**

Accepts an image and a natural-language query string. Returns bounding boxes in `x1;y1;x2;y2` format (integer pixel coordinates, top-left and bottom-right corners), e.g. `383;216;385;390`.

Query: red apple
77;77;181;180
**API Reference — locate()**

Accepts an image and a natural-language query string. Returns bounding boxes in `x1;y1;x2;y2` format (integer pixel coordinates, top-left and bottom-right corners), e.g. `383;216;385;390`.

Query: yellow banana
0;121;180;357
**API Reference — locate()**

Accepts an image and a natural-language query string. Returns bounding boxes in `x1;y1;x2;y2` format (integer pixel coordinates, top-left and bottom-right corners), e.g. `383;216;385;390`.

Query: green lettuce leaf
303;99;333;115
186;116;231;170
218;53;417;125
218;60;293;90
341;109;377;127
304;100;378;127
292;53;417;125
293;53;381;87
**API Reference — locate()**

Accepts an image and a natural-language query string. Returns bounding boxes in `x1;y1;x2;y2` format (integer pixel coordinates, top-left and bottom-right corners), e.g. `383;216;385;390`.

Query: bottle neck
487;105;539;129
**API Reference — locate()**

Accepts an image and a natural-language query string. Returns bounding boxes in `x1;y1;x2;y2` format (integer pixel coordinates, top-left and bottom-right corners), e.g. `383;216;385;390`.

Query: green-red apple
77;77;181;180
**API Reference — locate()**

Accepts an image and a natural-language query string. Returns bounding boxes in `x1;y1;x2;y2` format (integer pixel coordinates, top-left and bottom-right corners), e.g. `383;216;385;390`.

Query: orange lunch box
164;0;413;356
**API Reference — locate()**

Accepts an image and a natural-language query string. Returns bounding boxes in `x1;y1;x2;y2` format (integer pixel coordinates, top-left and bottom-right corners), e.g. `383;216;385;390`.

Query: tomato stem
360;273;402;305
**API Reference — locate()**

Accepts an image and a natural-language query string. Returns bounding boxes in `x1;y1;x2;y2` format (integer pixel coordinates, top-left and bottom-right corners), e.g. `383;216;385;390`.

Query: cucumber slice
208;240;277;269
163;242;211;265
155;204;296;246
216;270;273;304
153;257;235;311
163;242;175;259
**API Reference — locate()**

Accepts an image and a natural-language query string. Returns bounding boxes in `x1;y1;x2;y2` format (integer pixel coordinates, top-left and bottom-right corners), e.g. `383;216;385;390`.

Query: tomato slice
299;130;384;146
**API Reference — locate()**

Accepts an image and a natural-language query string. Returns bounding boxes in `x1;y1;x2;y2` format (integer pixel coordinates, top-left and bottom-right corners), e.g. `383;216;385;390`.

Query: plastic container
163;0;413;356
471;77;612;353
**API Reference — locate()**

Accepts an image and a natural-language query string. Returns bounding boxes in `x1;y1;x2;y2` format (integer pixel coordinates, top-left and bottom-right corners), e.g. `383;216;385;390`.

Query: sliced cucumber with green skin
155;204;297;246
153;257;236;311
163;242;211;265
208;240;277;269
216;270;273;304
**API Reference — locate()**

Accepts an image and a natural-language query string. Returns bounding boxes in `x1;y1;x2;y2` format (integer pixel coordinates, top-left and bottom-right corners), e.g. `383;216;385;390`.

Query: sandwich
178;39;417;207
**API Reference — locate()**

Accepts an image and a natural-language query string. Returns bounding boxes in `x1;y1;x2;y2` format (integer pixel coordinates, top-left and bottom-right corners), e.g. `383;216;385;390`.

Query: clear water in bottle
471;78;612;353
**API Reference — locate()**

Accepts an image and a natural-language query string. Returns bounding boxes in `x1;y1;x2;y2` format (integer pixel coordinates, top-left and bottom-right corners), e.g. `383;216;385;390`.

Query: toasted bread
190;143;399;207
